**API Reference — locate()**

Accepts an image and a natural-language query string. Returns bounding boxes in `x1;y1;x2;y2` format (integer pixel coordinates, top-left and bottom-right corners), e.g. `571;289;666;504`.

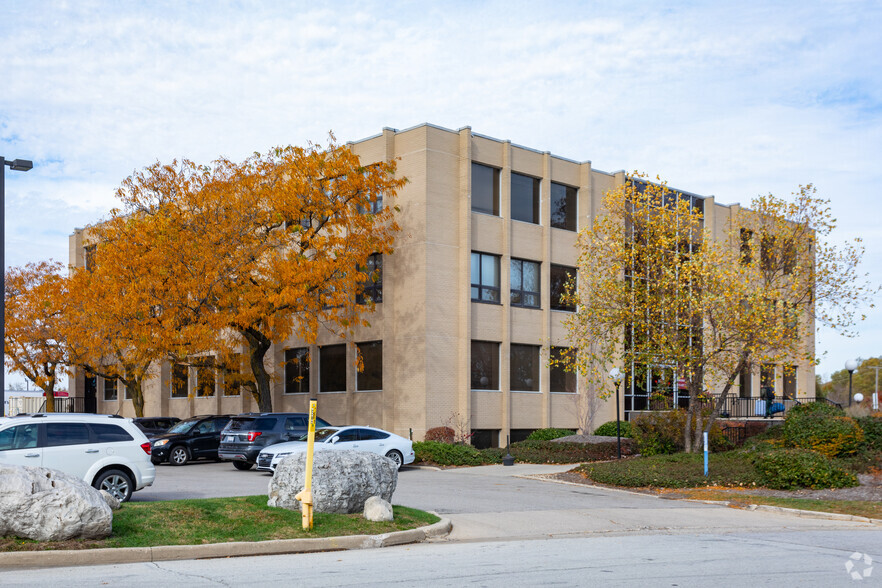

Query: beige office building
70;123;814;447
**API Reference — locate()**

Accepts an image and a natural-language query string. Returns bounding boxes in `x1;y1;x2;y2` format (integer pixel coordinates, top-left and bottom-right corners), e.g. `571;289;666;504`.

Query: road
3;462;880;585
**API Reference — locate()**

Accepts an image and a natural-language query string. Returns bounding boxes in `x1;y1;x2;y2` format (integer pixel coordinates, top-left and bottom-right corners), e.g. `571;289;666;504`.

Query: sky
2;0;881;383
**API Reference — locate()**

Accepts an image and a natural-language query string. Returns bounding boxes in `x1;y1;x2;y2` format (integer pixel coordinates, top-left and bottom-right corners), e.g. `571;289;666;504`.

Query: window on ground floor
761;364;776;398
510;344;540;392
284;348;310;394
171;363;188;398
471;341;500;390
783;365;797;400
320;344;346;392
103;377;118;401
357;341;383;391
739;365;752;399
470;429;499;450
550;346;576;393
196;357;216;397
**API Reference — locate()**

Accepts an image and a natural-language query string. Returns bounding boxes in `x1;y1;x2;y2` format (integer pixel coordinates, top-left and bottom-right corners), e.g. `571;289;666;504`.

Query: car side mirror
330;437;338;444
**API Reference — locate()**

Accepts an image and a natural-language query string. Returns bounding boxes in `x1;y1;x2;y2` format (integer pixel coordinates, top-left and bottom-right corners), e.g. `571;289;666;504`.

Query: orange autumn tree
99;139;404;413
4;261;70;412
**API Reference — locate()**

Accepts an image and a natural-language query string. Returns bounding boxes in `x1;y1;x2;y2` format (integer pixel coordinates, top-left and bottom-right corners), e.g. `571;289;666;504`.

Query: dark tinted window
510;344;540;391
511;172;540;224
285;416;307;430
0;424;39;451
228;417;256;431
550;265;576;312
359;429;390;441
46;422;91;447
335;429;359;442
284;348;310;394
357;341;383;391
320;345;346;392
472;163;500;215
550;182;577;231
91;423;134;443
471;341;500;390
251;418;277;432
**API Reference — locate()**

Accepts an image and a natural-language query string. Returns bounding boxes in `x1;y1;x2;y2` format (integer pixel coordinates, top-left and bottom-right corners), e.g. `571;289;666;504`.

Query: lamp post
1;157;34;417
609;367;624;459
845;359;858;407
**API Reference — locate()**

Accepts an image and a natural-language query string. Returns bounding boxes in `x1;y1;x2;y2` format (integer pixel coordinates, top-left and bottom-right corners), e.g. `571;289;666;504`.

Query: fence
6;396;88;415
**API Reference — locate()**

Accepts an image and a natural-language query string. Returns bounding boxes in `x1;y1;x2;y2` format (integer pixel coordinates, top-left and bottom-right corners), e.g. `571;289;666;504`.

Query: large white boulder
268;449;397;514
0;465;113;541
363;496;394;522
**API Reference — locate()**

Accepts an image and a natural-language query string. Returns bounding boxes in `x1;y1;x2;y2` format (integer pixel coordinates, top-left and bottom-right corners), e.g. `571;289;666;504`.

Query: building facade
70;123;815;447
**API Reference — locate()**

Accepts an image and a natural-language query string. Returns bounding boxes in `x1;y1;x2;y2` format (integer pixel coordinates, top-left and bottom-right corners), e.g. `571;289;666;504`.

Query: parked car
151;415;232;466
0;413;156;502
219;412;333;470
256;425;414;472
132;416;181;439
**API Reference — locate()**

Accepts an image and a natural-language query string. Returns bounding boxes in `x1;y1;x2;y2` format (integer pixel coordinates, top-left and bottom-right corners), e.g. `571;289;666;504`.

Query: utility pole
867;365;882;412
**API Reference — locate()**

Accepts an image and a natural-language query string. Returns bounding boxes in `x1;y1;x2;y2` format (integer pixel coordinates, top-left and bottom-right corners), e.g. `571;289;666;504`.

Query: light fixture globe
846;359;859;373
609;367;623;384
854;393;864;403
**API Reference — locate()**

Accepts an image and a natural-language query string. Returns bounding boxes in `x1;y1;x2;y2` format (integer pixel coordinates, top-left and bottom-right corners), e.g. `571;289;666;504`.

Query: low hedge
413;441;496;466
593;421;632;438
631;409;731;456
576;451;761;488
526;428;575;441
751;447;859;490
856;416;882;451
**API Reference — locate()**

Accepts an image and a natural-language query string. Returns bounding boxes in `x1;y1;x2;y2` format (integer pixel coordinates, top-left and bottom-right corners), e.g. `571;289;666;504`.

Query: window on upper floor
356;253;383;304
740;228;753;265
471;252;501;304
550;265;577;312
171;363;188;398
510;258;540;308
511;172;540;224
471;163;500;216
550;182;577;231
196;357;216;397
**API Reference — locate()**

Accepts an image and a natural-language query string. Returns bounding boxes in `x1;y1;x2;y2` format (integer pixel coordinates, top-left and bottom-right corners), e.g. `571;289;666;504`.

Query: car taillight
141;442;152;455
247;431;262;442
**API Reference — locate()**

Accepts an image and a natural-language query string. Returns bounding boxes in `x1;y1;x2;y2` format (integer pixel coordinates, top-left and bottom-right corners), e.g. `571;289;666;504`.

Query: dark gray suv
218;413;332;470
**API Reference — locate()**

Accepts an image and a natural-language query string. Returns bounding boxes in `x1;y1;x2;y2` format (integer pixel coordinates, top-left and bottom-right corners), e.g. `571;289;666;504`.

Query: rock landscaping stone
0;465;112;541
268;449;397;514
99;489;121;511
363;496;394;522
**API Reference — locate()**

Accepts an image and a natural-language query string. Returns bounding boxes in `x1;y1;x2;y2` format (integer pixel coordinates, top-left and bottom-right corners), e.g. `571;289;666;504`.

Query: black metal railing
35;397;88;413
628;395;835;421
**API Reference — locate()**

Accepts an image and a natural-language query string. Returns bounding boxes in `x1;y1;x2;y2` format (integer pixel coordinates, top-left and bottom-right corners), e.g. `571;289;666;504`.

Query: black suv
132;417;180;439
150;415;232;465
218;412;332;470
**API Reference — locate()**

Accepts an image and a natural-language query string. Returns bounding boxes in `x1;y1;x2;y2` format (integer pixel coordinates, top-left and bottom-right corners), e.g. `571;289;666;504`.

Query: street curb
0;518;452;570
523;473;882;525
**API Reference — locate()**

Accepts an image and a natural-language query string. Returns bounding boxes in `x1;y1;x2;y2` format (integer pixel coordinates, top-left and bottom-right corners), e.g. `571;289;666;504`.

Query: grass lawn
654;488;882;520
576;452;761;488
0;495;440;552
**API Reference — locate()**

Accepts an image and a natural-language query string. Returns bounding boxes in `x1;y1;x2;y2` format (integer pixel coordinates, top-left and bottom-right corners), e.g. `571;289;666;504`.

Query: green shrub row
413;438;636;466
782;404;864;457
751;448;859;490
413;441;495;466
630;409;731;456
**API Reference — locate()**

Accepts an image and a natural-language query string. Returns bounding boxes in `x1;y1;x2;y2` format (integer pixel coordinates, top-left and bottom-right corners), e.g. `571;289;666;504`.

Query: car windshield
167;420;196;434
297;428;338;442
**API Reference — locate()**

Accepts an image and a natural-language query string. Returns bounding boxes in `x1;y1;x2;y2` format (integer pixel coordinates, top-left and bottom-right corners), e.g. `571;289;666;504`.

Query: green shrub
787;401;844;418
577;451;761;488
856;416;882;451
526;428;575;441
751;448;859;489
593;421;632;438
782;409;864;457
413;441;496;466
424;426;455;443
504;439;635;463
631;409;731;456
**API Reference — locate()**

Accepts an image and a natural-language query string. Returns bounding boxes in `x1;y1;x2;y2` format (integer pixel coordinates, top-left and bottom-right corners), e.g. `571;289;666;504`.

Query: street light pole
867;365;882;412
1;156;34;417
845;359;858;408
609;367;624;459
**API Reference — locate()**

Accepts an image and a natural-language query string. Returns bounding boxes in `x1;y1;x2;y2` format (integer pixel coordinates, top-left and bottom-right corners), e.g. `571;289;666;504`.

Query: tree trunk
127;380;145;417
41;385;56;413
241;327;273;413
694;350;750;450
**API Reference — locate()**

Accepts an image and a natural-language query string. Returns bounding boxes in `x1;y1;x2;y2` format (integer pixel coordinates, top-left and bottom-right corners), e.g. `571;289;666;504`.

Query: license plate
224;436;234;442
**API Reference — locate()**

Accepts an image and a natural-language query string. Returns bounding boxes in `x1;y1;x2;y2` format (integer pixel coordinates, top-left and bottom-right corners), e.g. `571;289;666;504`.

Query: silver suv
0;413;156;502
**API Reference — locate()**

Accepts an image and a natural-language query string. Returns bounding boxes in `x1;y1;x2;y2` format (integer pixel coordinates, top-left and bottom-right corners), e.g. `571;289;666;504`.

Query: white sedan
256;425;415;472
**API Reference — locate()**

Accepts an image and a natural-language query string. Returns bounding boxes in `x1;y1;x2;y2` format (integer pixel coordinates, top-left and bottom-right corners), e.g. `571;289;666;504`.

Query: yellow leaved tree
564;176;875;452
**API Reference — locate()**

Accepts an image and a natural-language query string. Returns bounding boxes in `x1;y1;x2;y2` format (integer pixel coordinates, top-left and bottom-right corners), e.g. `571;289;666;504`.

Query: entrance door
84;374;97;413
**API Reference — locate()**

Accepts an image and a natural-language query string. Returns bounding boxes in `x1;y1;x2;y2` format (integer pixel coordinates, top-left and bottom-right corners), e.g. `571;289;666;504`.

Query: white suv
0;413;156;502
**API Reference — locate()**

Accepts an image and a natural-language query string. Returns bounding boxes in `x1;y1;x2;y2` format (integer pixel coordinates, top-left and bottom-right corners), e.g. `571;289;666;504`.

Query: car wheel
233;461;253;471
385;450;404;470
94;469;133;502
170;445;191;466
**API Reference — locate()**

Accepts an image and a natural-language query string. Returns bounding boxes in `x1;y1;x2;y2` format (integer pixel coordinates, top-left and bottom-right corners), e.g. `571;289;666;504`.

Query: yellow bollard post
295;398;317;530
